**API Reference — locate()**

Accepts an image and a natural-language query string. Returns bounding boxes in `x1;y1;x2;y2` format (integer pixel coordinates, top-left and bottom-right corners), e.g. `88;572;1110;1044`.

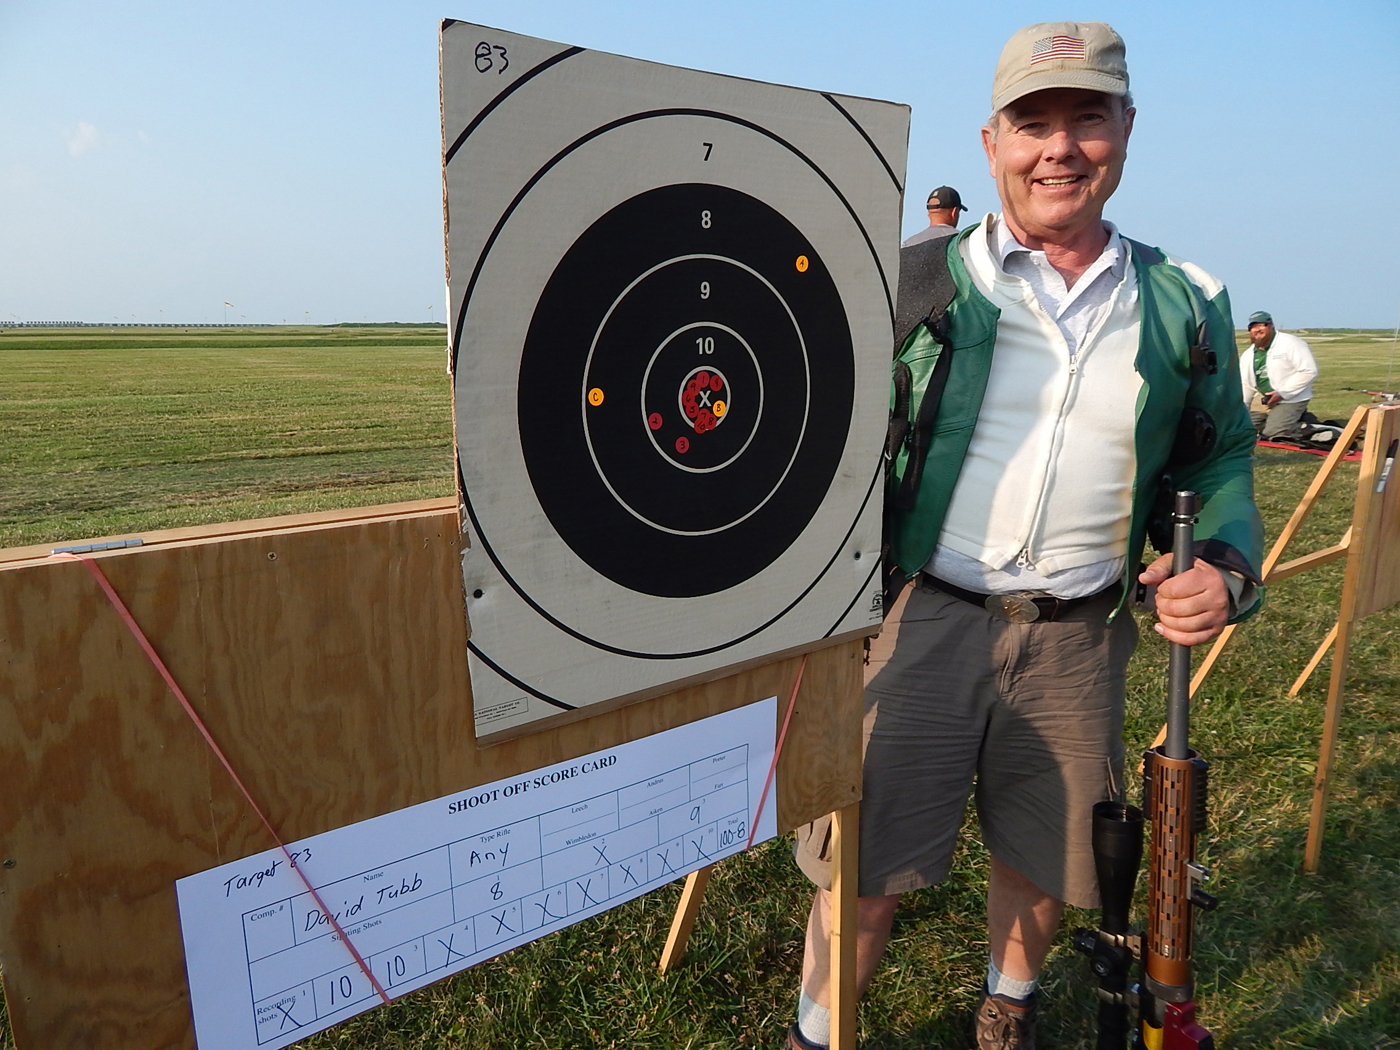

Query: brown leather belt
921;573;1118;624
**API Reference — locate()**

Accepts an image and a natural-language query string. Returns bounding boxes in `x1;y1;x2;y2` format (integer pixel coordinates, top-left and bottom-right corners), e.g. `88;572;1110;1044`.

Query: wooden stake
829;802;860;1050
1289;622;1339;697
1304;615;1354;874
658;865;714;973
1303;407;1385;873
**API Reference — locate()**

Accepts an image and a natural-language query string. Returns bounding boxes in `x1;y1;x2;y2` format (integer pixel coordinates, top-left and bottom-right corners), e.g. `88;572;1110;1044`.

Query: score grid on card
176;698;777;1050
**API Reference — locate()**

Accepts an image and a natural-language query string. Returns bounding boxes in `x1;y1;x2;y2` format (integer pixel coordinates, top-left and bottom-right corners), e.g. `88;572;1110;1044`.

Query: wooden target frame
0;502;865;1049
1185;404;1400;871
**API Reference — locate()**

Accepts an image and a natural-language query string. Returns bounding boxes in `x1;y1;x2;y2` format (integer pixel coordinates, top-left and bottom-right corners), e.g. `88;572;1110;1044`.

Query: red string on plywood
52;552;393;1006
746;652;808;851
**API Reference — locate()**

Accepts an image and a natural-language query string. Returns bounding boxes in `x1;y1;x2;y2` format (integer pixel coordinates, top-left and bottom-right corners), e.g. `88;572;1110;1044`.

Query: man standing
1239;310;1319;438
788;21;1263;1050
901;185;967;246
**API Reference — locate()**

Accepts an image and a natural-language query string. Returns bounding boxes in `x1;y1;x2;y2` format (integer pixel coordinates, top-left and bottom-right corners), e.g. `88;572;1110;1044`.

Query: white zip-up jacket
929;216;1145;590
1238;330;1318;404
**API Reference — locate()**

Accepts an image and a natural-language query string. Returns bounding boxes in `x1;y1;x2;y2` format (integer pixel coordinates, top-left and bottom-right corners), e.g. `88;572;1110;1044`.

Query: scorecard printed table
176;699;777;1050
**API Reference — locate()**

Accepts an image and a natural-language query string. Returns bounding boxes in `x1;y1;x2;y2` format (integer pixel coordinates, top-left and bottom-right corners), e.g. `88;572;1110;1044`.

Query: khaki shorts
795;578;1137;909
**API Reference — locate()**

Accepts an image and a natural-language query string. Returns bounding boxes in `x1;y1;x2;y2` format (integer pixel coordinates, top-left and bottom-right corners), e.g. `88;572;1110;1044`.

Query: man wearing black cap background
902;185;966;246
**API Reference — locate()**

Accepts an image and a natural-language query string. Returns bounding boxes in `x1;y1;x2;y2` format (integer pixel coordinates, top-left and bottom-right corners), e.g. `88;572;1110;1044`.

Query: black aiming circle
519;183;854;598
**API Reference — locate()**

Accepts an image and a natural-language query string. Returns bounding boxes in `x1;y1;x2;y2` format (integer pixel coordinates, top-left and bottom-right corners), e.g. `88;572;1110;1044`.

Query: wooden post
828;802;860;1050
1188;622;1239;699
1304;614;1355;874
1302;406;1395;873
1289;622;1338;697
658;865;714;973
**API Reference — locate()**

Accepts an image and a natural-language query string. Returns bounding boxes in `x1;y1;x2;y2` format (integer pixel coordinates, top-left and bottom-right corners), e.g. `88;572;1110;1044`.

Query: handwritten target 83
519;183;853;598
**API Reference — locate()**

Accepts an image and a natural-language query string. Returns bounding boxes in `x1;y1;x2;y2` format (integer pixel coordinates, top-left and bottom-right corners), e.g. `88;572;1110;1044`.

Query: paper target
442;21;908;737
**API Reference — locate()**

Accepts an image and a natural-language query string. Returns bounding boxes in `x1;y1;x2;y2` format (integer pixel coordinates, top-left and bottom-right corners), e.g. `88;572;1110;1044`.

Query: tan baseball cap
991;21;1128;113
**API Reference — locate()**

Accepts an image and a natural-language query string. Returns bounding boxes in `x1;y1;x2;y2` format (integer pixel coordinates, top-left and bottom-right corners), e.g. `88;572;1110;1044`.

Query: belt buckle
984;592;1041;624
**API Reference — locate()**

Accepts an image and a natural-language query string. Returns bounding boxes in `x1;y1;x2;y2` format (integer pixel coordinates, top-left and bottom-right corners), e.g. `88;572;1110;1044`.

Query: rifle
1075;490;1219;1049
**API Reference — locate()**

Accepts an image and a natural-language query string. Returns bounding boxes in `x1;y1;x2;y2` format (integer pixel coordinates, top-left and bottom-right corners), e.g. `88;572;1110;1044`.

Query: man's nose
1041;127;1078;162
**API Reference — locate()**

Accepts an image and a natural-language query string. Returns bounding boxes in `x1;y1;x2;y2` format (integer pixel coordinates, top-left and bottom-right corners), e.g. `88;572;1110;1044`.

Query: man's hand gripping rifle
1074;491;1219;1050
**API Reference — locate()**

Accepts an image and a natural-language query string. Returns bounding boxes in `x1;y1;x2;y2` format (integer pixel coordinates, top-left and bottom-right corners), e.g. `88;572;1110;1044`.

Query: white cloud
66;121;99;157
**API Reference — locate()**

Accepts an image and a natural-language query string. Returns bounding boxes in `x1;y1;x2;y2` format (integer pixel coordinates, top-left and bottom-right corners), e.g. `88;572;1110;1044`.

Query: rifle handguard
1142;746;1210;999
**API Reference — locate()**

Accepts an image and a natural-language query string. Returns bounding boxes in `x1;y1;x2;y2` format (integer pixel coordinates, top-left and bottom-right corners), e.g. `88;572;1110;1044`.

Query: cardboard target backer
442;20;908;738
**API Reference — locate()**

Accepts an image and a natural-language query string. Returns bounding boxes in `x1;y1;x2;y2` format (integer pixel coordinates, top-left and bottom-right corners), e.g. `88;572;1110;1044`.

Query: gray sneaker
974;991;1037;1050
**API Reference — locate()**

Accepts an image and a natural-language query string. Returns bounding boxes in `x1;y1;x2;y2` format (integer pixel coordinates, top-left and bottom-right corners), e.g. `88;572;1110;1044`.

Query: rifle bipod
1074;491;1220;1050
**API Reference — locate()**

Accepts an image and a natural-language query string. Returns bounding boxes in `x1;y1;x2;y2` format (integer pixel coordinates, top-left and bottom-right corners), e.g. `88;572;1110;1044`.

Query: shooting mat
442;21;907;737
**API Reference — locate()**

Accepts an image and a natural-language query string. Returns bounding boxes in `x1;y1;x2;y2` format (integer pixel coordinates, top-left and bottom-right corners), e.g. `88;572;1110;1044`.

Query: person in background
787;20;1263;1050
1239;310;1319;439
902;185;966;246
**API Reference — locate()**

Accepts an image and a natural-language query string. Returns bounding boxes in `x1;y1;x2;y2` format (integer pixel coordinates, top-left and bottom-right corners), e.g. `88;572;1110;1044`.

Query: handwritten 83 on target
442;21;906;734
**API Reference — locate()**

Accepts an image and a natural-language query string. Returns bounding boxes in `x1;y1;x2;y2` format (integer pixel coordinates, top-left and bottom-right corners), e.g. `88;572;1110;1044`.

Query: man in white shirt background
1239;310;1320;439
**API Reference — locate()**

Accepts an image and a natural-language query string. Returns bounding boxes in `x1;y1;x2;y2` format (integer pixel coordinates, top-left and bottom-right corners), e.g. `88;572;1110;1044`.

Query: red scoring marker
648;412;663;430
710;374;723;392
675;436;690;454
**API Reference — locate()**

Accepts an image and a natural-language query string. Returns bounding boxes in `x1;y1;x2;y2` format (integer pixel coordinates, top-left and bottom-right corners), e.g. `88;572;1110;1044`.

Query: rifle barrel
1163;491;1200;760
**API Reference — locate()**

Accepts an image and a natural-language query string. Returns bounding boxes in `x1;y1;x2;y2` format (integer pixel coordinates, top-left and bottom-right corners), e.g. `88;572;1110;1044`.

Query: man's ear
980;124;997;178
1122;106;1136;147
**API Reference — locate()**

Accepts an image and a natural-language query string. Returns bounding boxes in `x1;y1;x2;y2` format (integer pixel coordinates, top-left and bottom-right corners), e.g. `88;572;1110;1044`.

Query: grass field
2;326;1399;1049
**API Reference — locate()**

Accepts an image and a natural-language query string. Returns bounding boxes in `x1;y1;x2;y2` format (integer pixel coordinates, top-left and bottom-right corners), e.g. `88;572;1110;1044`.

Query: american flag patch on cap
1031;35;1086;64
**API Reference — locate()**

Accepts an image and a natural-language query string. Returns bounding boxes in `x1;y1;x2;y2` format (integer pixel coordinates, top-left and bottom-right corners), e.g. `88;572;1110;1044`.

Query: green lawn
2;327;1398;1049
0;326;456;549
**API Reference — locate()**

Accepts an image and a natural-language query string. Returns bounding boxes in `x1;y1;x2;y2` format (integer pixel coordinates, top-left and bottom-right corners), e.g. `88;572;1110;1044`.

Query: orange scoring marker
795;255;809;273
587;387;605;406
713;400;727;417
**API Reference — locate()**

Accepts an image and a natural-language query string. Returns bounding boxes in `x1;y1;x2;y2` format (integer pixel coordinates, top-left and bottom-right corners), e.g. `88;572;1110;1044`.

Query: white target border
442;22;907;735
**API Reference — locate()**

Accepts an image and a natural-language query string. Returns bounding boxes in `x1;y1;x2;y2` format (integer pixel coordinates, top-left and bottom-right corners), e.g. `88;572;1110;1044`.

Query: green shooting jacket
887;226;1265;623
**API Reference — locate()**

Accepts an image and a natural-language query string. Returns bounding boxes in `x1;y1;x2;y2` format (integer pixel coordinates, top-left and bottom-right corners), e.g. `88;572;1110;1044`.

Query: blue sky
1;0;1396;327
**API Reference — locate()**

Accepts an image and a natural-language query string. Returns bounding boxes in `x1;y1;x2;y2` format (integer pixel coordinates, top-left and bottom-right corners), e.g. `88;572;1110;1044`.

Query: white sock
797;990;831;1048
986;957;1038;1001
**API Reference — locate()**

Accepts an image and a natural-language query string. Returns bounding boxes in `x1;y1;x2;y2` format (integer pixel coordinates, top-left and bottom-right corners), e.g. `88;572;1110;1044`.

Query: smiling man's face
981;87;1133;247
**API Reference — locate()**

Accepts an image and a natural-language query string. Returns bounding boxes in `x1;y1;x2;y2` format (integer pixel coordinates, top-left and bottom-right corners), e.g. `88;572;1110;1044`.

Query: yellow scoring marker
587;387;605;406
795;255;809;273
713;400;727;417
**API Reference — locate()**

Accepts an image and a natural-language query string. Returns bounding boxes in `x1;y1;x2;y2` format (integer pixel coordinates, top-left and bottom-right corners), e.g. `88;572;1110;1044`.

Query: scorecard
441;21;908;737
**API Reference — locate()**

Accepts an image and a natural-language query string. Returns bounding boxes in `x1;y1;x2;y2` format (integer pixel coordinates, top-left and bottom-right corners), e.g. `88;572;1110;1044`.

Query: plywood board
0;505;862;1050
1350;405;1400;620
441;20;906;736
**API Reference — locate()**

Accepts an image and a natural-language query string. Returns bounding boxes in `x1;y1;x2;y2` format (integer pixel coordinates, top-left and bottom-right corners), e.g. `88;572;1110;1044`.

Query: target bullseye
517;182;853;596
681;366;730;434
